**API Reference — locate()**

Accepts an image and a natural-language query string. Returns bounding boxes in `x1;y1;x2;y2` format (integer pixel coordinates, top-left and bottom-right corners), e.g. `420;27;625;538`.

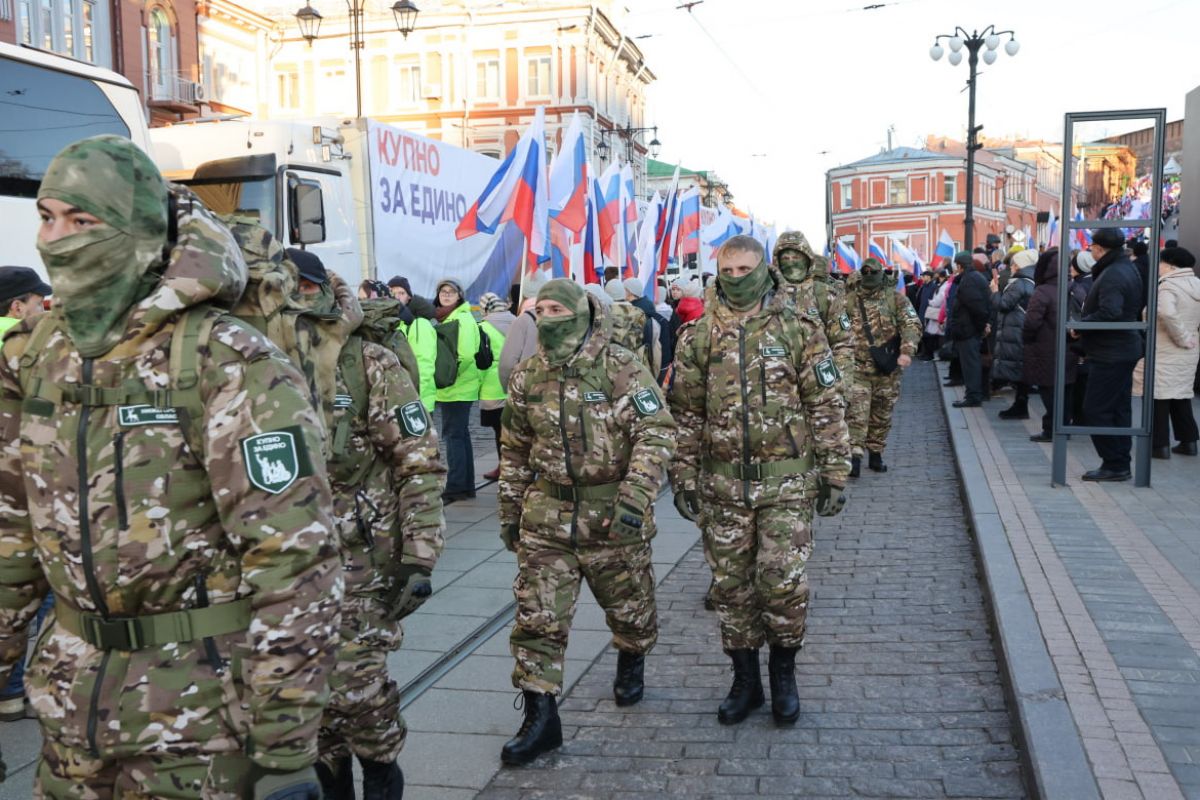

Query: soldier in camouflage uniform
844;257;922;474
498;279;675;765
0;136;341;799
669;235;850;727
773;231;856;385
294;259;446;800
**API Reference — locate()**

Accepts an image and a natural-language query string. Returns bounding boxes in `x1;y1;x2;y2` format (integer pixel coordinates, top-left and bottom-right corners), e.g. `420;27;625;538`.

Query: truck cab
151;118;365;284
0;41;153;279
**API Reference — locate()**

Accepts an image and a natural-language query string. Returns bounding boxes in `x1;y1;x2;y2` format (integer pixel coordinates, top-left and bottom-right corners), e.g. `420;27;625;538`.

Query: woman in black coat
1022;247;1078;441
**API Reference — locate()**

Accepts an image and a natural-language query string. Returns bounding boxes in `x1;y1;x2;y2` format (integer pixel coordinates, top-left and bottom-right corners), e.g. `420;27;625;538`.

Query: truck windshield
187;176;276;228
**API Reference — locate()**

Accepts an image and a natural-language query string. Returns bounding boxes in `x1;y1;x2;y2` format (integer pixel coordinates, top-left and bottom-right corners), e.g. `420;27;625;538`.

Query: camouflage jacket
0;199;341;770
328;286;446;596
845;284;922;366
499;296;676;538
789;278;856;380
668;269;851;506
608;301;661;378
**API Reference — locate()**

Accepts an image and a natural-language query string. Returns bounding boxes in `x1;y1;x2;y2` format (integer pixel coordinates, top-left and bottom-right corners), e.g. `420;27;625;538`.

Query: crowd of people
0;132;1197;799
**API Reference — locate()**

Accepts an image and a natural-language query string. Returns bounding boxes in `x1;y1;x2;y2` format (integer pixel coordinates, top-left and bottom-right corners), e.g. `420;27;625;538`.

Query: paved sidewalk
946;375;1200;800
479;361;1028;799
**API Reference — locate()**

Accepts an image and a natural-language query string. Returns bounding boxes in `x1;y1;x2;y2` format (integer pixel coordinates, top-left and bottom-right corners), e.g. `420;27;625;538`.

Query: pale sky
629;0;1200;248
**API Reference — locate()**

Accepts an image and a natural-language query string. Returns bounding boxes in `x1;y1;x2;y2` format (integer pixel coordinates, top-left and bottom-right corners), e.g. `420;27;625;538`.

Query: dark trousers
1152;398;1200;448
956;336;983;403
1083;359;1137;472
439;400;476;495
1036;384;1074;435
1010;382;1030;410
1072;369;1089;426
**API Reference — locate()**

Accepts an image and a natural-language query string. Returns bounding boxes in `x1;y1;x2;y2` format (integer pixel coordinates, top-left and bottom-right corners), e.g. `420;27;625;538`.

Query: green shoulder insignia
839;313;852;331
760;346;787;357
241;426;313;494
397;400;430;438
631;388;662;417
814;356;840;388
117;405;180;426
333;393;354;409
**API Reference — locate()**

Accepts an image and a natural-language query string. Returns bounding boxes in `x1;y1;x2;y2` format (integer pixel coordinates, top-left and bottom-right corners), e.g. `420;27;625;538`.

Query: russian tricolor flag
834;240;861;274
929;229;956;270
890;236;924;278
868;239;891;268
455;106;550;269
1071;210;1093;249
678;187;702;256
548;111;587;234
1046;207;1059;248
655;165;681;282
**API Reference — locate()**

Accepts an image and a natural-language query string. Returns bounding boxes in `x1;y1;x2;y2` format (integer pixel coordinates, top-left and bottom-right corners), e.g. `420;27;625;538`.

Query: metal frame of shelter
1052;108;1167;487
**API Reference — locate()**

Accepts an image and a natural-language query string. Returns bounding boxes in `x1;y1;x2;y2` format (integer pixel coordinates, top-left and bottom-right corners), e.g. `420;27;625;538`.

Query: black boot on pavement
997;402;1029;420
360;758;404;800
1173;441;1198;456
849;455;861;478
768;645;800;725
613;650;645;707
501;691;562;766
315;755;355;800
718;649;764;725
867;450;887;472
1152;446;1171;460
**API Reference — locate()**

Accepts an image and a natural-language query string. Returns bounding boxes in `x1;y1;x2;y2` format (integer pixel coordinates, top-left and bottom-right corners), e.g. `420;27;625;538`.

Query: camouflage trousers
701;499;812;651
35;738;255;799
847;367;903;456
511;529;658;695
318;593;406;765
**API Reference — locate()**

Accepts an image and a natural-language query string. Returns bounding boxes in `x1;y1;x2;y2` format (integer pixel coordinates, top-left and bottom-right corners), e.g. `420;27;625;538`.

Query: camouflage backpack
608;302;654;367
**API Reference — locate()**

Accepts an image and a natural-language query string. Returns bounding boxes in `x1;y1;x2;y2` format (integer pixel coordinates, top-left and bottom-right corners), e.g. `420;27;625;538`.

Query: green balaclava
718;257;772;311
774;231;814;284
36;135;169;357
535;278;591;365
860;257;887;291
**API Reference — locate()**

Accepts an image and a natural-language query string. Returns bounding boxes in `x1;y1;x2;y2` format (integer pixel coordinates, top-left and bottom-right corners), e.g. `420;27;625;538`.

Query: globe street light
928;25;1019;251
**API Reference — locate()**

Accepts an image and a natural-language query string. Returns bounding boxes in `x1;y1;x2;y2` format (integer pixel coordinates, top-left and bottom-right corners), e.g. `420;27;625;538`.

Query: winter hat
387;275;411;293
1160;246;1196;270
478;291;509;314
604;279;626;301
585;283;613;307
953;251;973;268
1075;251;1096;274
1091;228;1125;249
1011;249;1039;270
622;277;645;298
682;279;703;298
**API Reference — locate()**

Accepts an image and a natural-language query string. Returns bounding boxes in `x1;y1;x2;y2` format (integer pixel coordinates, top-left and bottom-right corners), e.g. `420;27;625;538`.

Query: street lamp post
296;0;420;119
597;124;661;163
929;25;1019;252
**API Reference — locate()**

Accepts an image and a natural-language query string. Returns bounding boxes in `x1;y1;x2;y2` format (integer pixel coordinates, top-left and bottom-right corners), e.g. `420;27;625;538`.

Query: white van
0;42;152;278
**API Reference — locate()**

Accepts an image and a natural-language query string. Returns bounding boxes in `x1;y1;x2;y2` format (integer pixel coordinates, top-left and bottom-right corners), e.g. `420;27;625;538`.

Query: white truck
0;41;154;277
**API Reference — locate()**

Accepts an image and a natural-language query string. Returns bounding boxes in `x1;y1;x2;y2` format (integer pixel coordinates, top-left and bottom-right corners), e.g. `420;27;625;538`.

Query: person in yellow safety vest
477;292;514;481
389;276;438;413
0;266;51;336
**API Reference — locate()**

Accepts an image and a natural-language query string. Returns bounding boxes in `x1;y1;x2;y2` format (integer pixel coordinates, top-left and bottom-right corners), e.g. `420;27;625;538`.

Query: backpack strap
331;335;368;458
168;307;216;457
17;311;65;400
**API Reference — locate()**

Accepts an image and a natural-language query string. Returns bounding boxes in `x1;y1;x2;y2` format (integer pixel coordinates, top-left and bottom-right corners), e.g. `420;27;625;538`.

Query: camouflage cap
537;278;589;317
773;230;816;261
38;135;168;242
861;257;885;271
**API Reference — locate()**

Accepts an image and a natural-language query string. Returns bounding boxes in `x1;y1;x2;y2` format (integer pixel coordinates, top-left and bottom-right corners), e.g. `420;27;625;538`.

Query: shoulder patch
814;356;840;388
118;405;180;426
209;315;276;363
397;400;430;437
839;313;852;331
631;388;663;417
241;425;314;494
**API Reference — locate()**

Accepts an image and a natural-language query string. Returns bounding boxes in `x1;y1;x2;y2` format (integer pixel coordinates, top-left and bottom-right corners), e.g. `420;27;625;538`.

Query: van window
0;56;130;198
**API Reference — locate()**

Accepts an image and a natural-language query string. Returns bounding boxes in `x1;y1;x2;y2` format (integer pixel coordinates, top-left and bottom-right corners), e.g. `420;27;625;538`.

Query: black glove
673;489;700;522
500;522;520;552
252;766;320;800
815;477;846;517
382;564;433;621
609;502;645;539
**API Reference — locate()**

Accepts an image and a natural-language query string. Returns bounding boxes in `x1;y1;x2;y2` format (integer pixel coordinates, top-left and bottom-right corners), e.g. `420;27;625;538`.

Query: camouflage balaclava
536;278;590;365
37;135;168;357
860;257;887;292
718;257;772;311
773;230;815;284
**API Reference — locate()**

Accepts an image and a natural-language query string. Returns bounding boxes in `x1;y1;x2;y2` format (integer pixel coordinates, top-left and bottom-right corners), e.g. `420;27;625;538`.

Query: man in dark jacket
625;277;674;384
1076;228;1145;481
949;252;992;407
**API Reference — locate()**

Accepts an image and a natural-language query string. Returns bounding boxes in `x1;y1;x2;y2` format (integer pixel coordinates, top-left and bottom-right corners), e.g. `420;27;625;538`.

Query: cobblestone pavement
479;361;1028;799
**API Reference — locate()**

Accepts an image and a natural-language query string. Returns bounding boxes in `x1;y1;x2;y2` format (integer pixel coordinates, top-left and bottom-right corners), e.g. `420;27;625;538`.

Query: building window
527;55;551;97
316;62;345;114
17;0;32;43
889;178;907;205
276;69;300;110
147;7;174;100
397;62;421;106
82;0;94;61
840;181;852;209
16;0;104;63
475;57;499;100
943;175;956;203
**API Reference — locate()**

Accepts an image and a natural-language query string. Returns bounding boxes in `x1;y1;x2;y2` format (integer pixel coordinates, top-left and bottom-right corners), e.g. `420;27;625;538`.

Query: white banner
368;121;523;302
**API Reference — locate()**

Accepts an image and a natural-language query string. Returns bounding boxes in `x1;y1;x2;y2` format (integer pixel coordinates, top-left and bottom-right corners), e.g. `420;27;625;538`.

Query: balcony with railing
147;70;204;113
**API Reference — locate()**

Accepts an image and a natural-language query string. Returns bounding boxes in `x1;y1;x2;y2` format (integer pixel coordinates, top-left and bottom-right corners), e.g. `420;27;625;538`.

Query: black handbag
858;296;901;375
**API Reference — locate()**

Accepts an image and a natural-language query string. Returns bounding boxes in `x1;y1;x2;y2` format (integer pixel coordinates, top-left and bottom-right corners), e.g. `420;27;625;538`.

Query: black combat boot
849;455;861;478
360;758;404;800
868;450;887;472
704;578;716;610
998;401;1029;420
613;650;645;707
717;649;764;725
315;755;355;800
768;645;800;725
501;691;562;766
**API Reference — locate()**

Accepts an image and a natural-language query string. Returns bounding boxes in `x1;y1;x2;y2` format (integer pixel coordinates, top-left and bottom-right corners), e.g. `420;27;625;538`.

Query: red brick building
1;0;202;125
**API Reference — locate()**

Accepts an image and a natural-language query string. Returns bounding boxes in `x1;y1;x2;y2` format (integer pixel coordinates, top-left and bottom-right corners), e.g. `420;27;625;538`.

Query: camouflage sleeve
825;286;856;377
794;315;851;485
498;362;535;526
667;321;705;493
202;320;343;772
361;343;446;571
0;329;50;686
611;351;677;513
897;293;922;357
